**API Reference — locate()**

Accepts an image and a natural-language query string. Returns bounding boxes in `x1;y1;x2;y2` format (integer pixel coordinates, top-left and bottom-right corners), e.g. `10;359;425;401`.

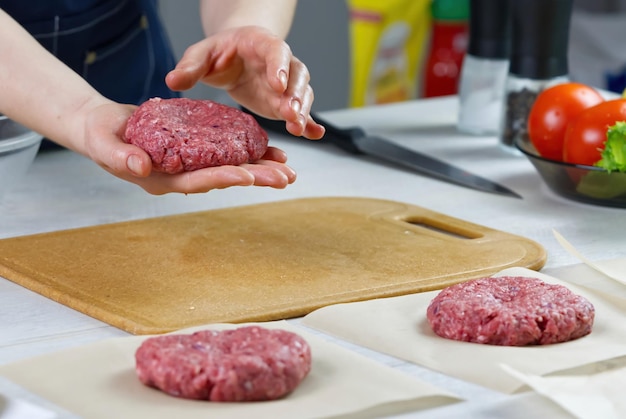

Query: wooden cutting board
0;197;546;334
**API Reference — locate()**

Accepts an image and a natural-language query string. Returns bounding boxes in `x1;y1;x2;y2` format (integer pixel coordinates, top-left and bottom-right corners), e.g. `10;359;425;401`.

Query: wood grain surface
0;197;546;334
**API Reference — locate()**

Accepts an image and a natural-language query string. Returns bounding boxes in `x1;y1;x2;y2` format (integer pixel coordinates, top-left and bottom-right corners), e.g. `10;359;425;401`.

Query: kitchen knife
243;108;522;199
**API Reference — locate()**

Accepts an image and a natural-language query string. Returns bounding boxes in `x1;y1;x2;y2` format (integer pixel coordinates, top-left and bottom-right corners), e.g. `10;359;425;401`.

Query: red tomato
528;82;604;161
563;99;626;166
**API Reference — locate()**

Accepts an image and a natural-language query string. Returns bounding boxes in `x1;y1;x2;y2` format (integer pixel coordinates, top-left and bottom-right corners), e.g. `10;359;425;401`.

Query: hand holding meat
165;25;325;140
82;102;296;195
0;1;315;195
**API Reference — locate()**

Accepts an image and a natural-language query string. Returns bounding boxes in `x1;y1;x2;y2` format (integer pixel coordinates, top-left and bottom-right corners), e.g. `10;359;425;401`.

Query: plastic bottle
367;23;412;105
457;0;510;135
347;0;432;107
422;0;469;98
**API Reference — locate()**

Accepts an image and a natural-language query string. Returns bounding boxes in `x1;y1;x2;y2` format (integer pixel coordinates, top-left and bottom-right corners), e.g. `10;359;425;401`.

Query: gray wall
158;0;351;111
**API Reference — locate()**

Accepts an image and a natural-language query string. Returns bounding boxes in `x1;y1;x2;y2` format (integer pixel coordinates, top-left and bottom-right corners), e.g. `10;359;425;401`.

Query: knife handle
241;107;362;155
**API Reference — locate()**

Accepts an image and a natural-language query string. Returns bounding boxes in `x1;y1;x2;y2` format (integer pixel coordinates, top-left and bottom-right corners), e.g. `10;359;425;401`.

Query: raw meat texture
124;98;268;174
426;276;595;346
135;326;312;401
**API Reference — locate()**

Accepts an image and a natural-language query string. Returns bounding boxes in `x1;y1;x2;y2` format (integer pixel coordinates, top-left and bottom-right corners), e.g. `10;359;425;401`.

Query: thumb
123;150;153;178
92;138;153;178
166;39;221;91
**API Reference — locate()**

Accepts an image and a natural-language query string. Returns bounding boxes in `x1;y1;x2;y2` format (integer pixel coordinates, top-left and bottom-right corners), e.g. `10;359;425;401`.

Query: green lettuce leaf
595;121;626;173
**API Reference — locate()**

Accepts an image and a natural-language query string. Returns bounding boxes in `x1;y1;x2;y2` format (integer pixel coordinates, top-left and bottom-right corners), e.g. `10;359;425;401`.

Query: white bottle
458;55;509;135
457;0;511;136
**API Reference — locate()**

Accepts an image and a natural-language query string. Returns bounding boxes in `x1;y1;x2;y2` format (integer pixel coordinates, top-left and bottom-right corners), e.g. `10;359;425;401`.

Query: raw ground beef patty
426;276;595;346
124;98;268;174
135;326;311;401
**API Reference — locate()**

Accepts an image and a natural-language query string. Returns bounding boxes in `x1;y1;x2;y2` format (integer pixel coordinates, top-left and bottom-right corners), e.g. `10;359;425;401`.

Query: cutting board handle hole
402;217;482;240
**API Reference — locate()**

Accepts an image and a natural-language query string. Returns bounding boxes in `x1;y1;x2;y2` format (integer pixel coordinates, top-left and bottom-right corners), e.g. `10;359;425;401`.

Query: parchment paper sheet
502;357;626;419
513;255;626;419
302;265;626;394
0;321;460;419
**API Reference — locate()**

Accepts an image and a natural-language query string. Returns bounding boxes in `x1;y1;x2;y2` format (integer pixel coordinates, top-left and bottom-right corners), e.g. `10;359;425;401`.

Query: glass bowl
0;115;43;202
515;136;626;208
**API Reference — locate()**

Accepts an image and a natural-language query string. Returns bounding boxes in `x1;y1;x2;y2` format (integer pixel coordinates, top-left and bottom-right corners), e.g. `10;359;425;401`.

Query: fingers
261;39;292;96
260;41;310;135
135;166;256;195
82;103;154;178
165;38;230;92
102;153;295;195
241;159;297;187
261;41;325;140
107;146;153;178
223;27;324;140
135;161;294;195
165;69;196;92
303;115;326;140
261;146;289;163
165;59;203;92
267;57;326;139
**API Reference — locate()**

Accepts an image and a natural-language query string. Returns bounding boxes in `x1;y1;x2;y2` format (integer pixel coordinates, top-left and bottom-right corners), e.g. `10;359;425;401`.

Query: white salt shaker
457;0;510;136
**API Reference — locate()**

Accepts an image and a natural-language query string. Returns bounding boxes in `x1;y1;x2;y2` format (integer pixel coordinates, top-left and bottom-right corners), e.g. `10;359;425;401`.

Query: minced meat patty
124;98;268;174
426;276;595;346
135;326;311;401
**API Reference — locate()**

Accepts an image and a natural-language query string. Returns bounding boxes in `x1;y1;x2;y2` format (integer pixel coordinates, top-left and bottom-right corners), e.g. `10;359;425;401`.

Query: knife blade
243;108;522;199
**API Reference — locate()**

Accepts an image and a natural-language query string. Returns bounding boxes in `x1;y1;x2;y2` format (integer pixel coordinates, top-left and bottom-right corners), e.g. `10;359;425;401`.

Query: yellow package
347;0;431;107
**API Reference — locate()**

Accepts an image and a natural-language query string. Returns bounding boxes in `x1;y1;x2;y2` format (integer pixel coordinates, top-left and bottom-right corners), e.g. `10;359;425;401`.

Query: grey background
158;0;351;112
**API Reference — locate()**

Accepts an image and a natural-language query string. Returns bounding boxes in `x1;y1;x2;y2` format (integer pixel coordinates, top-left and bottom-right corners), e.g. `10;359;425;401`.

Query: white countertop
1;96;624;418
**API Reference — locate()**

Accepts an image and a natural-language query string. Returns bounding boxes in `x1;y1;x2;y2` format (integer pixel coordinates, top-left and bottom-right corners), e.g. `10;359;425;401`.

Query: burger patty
135;326;312;401
426;276;595;346
124;98;268;174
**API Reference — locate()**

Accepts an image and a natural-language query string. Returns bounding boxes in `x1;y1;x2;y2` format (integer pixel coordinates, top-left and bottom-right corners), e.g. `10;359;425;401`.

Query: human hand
79;102;297;195
165;25;325;140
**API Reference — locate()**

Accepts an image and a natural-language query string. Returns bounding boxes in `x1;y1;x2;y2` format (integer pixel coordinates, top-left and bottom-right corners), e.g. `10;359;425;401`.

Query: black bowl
515;136;626;208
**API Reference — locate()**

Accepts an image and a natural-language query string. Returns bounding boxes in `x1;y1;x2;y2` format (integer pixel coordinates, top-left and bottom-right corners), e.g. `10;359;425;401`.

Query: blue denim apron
1;0;180;105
